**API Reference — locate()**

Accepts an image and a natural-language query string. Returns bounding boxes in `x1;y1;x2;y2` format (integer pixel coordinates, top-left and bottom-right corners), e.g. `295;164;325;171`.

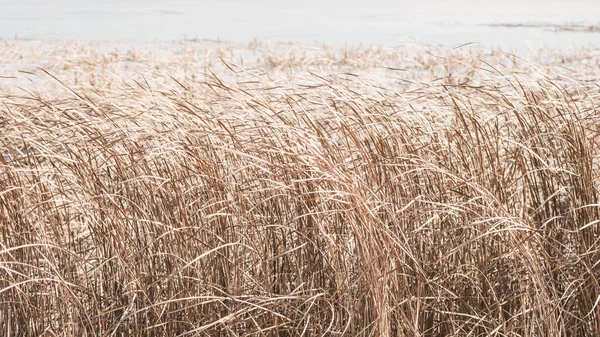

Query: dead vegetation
485;22;600;33
1;40;600;336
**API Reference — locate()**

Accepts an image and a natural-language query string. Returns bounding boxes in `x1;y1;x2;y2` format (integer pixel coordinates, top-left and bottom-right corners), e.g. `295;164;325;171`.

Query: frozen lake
1;0;599;49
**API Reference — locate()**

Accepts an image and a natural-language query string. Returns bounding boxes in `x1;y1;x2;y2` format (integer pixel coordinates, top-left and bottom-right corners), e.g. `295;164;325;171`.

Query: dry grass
1;39;600;336
485;22;600;33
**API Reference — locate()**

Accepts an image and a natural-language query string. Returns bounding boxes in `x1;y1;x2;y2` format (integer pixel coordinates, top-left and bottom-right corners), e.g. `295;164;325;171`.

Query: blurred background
1;0;599;49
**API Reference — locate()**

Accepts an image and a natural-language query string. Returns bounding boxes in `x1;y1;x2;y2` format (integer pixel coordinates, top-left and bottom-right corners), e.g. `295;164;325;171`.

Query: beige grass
1;39;600;336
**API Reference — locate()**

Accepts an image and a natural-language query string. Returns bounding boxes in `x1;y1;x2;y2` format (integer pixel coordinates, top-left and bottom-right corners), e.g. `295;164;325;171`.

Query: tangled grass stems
1;40;599;336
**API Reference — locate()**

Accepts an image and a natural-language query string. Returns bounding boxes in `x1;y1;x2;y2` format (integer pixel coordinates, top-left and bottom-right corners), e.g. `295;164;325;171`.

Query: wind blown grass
1;40;599;336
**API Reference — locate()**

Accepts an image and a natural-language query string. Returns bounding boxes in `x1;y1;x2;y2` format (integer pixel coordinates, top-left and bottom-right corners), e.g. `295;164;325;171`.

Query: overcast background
1;0;599;49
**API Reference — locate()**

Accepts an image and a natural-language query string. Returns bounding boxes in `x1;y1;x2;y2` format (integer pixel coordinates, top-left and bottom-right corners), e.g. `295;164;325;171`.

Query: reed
1;40;599;336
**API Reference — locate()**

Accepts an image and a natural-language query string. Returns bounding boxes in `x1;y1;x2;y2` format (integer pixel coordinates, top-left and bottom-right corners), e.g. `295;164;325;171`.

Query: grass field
1;40;600;336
